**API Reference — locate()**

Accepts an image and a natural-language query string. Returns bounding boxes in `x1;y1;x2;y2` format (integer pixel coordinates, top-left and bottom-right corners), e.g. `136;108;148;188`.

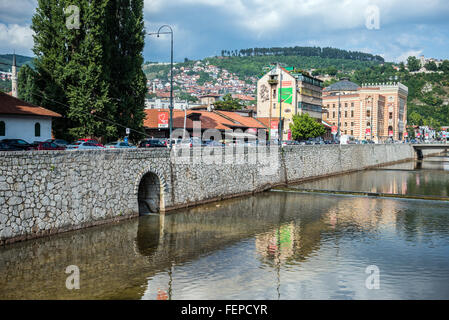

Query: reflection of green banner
278;88;293;104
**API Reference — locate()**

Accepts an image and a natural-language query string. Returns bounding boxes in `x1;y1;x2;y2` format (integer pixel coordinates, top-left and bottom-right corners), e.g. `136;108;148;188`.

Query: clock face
388;96;395;102
259;84;269;102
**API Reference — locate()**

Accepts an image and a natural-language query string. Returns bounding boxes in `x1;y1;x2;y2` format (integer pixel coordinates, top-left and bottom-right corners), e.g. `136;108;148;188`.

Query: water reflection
1;189;449;299
292;157;449;198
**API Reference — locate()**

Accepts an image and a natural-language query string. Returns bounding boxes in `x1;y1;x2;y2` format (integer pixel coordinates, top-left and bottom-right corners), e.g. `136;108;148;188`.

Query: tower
11;52;18;98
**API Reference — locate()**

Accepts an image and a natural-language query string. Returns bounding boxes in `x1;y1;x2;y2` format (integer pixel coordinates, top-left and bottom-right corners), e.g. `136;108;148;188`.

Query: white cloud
0;23;34;55
395;50;423;63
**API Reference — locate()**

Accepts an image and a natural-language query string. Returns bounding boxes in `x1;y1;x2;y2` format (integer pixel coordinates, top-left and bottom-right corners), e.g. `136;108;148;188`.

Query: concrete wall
0;144;428;245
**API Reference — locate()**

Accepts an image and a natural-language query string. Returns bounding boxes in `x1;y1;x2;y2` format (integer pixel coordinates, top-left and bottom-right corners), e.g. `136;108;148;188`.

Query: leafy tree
177;91;198;102
424;61;438;71
30;0;146;142
407;56;421;72
213;93;242;111
440;60;449;73
289;113;326;140
18;64;39;104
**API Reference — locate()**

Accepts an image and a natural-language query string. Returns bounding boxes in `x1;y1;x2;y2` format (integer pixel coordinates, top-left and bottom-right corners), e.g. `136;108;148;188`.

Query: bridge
412;144;449;160
0;144;446;245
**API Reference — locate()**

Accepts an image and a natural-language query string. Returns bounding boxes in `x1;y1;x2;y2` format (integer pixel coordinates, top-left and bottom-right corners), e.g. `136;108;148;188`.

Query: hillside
0;54;34;72
0;54;34;93
143;50;449;127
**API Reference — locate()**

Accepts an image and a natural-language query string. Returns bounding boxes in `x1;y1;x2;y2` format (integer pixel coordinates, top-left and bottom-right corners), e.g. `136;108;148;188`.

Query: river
0;153;448;299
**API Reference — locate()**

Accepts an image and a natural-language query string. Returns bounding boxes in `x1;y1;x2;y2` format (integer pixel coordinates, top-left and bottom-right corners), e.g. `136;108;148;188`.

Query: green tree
18;64;39;104
177;91;198;102
289;113;326;140
30;0;146;142
407;56;421;72
424;61;438;71
213;93;242;111
439;60;449;73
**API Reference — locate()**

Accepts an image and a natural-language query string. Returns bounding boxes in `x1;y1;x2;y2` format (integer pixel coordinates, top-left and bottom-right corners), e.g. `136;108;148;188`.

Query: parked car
139;139;167;148
282;140;300;146
31;141;66;151
105;141;136;149
67;141;105;150
204;140;224;147
0;142;22;151
0;139;34;150
76;138;104;147
45;139;69;147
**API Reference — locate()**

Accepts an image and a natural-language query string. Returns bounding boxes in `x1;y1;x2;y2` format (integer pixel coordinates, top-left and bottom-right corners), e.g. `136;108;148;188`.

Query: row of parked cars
0;138;138;152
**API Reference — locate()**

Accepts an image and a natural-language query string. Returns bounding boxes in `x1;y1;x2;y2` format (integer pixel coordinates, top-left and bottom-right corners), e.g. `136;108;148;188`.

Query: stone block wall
0;144;423;244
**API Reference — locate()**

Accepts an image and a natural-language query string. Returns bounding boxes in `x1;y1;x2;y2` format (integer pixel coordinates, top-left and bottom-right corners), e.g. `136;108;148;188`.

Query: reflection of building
322;79;408;142
257;65;323;140
255;224;296;262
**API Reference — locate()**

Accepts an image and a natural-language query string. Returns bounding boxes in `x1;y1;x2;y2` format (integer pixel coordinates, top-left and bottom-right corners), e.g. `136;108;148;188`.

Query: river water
1;154;449;300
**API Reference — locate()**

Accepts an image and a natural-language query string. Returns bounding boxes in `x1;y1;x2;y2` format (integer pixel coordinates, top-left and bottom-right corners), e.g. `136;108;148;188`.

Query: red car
76;139;104;147
32;142;66;151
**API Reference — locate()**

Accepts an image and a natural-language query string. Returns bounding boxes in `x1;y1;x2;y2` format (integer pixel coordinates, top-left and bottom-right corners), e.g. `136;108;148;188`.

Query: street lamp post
278;66;283;146
149;25;174;149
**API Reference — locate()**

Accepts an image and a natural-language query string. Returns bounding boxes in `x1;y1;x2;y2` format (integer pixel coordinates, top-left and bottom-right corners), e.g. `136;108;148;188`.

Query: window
389;112;393;119
333;104;335;108
273;103;276;109
351;102;354;107
344;122;347;127
345;103;348;108
333;111;336;118
35;123;41;137
0;121;5;136
367;110;371;118
351;130;354;135
351;111;354;117
345;111;348;117
367;122;371;127
351;122;354;127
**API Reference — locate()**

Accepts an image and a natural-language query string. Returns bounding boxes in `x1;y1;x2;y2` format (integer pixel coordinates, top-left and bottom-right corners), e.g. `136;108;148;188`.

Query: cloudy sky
1;0;449;63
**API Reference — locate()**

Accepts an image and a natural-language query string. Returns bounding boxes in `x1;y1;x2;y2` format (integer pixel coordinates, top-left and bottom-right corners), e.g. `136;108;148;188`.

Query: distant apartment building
257;65;323;140
322;79;408;142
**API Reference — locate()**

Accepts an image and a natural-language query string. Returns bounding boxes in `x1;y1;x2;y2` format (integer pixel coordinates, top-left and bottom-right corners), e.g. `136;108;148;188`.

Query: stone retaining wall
0;144;432;245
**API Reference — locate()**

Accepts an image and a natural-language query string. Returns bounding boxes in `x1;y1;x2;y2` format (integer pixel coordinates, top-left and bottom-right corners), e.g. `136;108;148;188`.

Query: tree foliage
407;56;421;72
213;93;242;111
289;113;326;140
26;0;146;142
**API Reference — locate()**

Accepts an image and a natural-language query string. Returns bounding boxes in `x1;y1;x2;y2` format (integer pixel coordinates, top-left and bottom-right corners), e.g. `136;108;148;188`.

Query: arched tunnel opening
416;149;424;160
138;172;161;216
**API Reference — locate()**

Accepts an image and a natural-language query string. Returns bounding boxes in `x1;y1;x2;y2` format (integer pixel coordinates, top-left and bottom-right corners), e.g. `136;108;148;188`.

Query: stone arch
135;168;167;216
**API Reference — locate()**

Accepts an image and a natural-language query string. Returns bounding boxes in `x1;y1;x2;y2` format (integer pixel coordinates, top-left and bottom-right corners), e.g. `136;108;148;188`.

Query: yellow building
257;65;324;140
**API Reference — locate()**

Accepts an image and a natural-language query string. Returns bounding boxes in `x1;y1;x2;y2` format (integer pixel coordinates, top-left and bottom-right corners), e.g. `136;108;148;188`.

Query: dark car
31;142;66;151
45;139;69;147
139;139;167;148
0;142;22;151
0;139;34;150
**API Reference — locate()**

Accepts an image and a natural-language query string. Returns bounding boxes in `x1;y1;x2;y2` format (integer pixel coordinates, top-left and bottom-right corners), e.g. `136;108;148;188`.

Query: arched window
35;122;41;137
0;121;5;136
